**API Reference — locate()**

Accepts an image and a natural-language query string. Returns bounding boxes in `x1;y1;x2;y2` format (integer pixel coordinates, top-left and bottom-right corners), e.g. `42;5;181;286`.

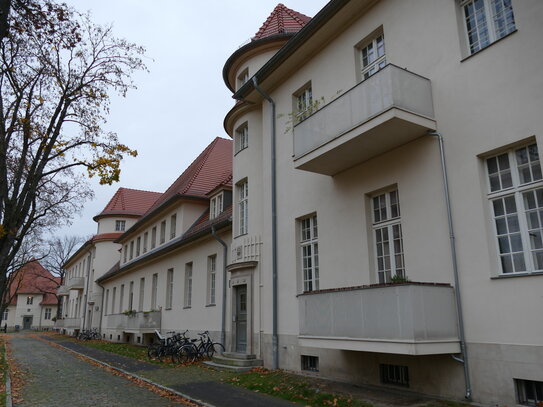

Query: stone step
212;354;263;367
221;352;256;360
203;361;255;373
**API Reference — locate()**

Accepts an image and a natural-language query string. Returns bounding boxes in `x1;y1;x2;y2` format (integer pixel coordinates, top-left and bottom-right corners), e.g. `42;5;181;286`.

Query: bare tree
0;0;146;305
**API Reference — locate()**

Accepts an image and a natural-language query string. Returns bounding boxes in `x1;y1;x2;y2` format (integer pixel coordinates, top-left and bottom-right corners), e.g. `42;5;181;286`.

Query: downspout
429;131;472;401
252;77;279;370
211;224;228;348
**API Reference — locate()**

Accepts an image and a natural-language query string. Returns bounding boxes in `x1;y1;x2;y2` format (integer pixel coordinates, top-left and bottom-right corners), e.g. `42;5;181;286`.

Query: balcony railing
66;276;85;290
105;311;161;332
293;64;436;175
298;283;460;355
231;235;262;264
54;317;81;329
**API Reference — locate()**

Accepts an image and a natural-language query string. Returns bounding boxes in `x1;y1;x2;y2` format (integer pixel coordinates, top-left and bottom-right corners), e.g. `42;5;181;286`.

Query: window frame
184;263;193;308
294;83;313;123
165;268;174;310
151;273;158;310
151;227;157;249
160;220;166;244
44;308;51;320
237;180;248;236
115;220;126;232
207;255;217;305
210;193;224;220
299;214;319;292
170;214;177;240
486;142;543;276
358;30;386;80
235;122;249;154
26;296;33;305
138;277;145;312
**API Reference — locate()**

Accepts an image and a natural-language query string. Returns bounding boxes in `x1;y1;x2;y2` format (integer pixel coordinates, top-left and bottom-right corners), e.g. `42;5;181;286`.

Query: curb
44;339;216;407
5;346;12;407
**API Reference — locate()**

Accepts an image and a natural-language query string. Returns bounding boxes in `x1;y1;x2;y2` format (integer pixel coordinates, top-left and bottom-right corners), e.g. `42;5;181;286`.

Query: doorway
22;316;32;330
235;285;247;353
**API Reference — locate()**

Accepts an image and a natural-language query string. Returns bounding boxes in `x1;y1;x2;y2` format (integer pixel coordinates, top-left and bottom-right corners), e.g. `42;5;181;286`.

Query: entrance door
23;316;32;330
235;285;247;353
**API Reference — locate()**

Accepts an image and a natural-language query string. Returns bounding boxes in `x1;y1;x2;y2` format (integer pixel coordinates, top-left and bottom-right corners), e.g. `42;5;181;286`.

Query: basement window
301;355;319;372
516;379;543;406
380;364;409;387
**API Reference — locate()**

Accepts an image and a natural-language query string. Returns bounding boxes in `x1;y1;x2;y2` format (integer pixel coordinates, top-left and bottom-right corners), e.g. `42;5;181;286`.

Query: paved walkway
9;334;182;406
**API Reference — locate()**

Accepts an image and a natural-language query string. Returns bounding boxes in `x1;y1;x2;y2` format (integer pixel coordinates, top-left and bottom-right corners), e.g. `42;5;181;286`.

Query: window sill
165;307;172;311
234;146;248;157
205;304;216;307
183;306;191;309
461;30;517;63
235;232;248;239
491;270;543;280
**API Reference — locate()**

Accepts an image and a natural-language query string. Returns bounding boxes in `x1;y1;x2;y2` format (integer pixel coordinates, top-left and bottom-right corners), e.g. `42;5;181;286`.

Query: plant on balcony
51;316;57;322
122;309;137;317
390;274;411;283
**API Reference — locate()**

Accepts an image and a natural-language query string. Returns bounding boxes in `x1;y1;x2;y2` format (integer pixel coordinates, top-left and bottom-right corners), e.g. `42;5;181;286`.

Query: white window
138;278;145;312
115;220;126;232
151;273;158;310
461;0;516;54
129;241;134;260
136;237;141;257
238;68;249;89
359;32;386;80
372;189;405;283
295;84;313;122
151;227;157;249
165;268;174;309
105;289;109;315
170;214;177;239
123;245;127;263
119;284;124;312
210;193;223;220
238;180;248;235
300;214;319;292
184;263;193;308
207;255;217;305
235;123;248;153
143;232;148;253
2;308;8;321
128;281;134;311
44;308;52;320
486;143;543;274
112;287;116;314
26;296;33;305
160;220;166;244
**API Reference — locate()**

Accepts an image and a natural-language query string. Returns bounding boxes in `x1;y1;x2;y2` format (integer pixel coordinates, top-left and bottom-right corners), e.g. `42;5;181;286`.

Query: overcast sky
56;0;327;239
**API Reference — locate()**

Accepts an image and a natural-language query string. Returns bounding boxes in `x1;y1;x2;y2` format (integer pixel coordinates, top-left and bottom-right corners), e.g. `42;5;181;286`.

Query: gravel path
9;334;182;407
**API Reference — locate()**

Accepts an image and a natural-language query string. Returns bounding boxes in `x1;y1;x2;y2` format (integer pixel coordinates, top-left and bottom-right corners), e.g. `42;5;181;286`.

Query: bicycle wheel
147;344;160;360
174;345;194;364
206;342;225;358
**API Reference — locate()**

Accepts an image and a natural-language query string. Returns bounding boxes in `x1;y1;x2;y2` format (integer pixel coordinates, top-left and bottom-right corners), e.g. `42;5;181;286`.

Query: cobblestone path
10;334;183;407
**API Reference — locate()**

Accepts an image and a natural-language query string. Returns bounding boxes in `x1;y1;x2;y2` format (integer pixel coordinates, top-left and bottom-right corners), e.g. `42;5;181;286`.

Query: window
128;281;134;311
151;273;158;310
123;245;127;263
516;379;543;406
184;263;193;308
119;284;124;312
380;364;409;387
237;68;249;89
301;355;319;372
294;84;312;122
138;278;145;312
105;289;109;315
207;255;217;305
2;309;8;321
461;0;516;54
115;220;126;232
136;237;141;257
166;268;174;309
129;241;134;260
44;308;52;320
170;214;177;239
235;123;248;153
143;232;148;253
151;227;157;249
372;189;405;283
26;296;33;305
112;287;117;314
210;193;223;220
160;220;166;244
300;215;319;292
238;180;248;235
486;143;543;274
359;31;386;80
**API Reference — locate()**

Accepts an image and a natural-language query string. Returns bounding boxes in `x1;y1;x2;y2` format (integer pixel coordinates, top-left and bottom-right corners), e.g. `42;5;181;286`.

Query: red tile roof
6;261;59;305
252;3;311;41
94;187;162;221
147;137;232;212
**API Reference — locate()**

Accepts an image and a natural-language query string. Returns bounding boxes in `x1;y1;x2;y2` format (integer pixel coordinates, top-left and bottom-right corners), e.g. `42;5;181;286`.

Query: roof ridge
119;187;162;195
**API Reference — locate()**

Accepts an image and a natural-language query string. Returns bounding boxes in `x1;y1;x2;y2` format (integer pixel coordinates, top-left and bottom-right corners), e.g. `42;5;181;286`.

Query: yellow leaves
86;143;137;185
0;225;5;239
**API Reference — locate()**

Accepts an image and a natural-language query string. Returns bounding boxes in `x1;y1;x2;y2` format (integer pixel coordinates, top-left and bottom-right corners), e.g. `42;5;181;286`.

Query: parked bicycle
147;330;189;362
77;328;100;341
174;330;225;363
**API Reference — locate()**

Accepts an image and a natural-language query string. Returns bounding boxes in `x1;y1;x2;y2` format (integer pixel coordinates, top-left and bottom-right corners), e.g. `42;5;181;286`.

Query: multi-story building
222;1;543;405
56;187;162;336
2;260;58;331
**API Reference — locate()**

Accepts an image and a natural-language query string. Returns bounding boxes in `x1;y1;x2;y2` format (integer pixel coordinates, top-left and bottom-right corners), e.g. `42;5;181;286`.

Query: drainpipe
82;264;91;330
211;224;228;348
252;77;279;370
428;131;472;401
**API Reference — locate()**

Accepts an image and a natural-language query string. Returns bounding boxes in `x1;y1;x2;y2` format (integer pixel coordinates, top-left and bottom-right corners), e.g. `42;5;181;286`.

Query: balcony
105;311;161;333
57;285;70;296
298;283;460;355
54;317;81;329
66;276;85;290
293;64;436;176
